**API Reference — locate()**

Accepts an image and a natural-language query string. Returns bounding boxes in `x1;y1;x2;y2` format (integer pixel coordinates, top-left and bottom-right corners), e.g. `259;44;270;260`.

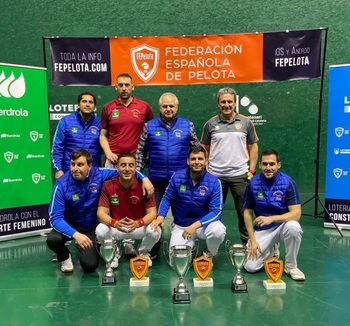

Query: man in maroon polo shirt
95;153;161;268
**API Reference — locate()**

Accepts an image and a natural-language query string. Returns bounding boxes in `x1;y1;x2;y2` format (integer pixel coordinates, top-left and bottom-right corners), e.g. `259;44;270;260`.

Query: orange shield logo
131;44;159;83
130;256;149;280
193;256;213;280
264;257;283;282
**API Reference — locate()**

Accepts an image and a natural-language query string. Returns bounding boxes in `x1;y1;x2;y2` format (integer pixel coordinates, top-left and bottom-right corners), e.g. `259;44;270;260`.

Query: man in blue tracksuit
151;146;226;259
51;92;103;180
243;148;305;281
47;149;152;274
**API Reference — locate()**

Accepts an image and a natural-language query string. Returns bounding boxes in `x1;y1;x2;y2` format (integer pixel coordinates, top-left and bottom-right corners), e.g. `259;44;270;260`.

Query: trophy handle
162;240;173;269
225;239;232;263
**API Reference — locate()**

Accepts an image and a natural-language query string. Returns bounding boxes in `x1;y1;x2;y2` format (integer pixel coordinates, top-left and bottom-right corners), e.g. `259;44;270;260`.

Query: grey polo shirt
201;113;258;178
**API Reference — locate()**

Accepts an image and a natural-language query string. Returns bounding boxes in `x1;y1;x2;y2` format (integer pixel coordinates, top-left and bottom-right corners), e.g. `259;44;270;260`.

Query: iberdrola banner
0;63;52;241
49;29;322;86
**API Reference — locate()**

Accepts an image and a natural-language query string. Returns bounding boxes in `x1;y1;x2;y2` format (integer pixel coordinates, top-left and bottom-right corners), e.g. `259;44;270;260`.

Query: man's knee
95;223;110;241
284;221;303;238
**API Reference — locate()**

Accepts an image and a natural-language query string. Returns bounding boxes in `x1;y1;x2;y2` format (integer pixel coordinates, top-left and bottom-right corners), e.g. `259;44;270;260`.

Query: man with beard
100;73;154;257
52;92;102;180
151;146;226;260
47;149;153;273
243;149;305;281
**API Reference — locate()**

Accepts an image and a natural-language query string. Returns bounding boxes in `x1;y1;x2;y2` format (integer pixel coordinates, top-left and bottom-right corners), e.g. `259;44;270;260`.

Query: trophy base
130;277;149;287
173;289;191;304
102;275;116;286
231;281;248;293
193;277;213;287
263;279;286;290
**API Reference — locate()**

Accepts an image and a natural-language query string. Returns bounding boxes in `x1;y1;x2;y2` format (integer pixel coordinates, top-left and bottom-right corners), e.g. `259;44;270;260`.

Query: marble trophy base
130;277;149;287
263;279;286;290
193;277;213;287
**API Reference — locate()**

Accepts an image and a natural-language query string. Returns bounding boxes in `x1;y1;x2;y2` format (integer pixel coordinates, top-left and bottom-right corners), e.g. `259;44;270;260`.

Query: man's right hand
150;216;164;230
106;152;118;165
55;170;64;179
73;232;93;250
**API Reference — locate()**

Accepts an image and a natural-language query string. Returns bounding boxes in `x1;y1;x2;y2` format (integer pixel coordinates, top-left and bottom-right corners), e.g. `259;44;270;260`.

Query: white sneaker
273;243;280;258
51;253;58;262
61;254;74;273
203;247;214;258
124;242;137;259
139;252;152;268
284;267;305;281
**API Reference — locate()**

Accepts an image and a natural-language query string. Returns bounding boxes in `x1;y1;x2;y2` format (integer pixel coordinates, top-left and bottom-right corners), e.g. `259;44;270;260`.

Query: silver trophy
225;240;248;293
98;238;118;286
170;245;192;304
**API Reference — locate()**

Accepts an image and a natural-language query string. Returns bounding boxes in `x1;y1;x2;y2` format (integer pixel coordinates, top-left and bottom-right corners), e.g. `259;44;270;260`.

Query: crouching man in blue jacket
47;149;153;274
150;145;226;260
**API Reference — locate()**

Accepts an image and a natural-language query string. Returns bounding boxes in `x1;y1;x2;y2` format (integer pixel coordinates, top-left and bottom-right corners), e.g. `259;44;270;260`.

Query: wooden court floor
1;196;350;326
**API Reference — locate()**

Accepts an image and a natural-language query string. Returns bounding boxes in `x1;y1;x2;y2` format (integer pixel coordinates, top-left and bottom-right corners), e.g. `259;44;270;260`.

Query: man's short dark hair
77;92;96;105
116;73;133;82
117;152;136;164
189;145;207;158
70;149;93;165
261;149;280;162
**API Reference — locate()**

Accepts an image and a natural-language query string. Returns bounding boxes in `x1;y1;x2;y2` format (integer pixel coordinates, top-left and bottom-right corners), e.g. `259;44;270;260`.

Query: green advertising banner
0;63;52;241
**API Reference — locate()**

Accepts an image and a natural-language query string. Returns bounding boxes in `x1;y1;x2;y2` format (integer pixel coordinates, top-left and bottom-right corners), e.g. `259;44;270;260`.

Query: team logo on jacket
71;127;78;133
199;185;208;196
91;127;98;134
89;183;98;193
173;129;183;138
131;44;159;83
111;195;119;205
180;185;186;192
273;190;283;201
72;194;79;201
112;110;119;119
155;131;161;136
130;195;140;204
257;192;264;199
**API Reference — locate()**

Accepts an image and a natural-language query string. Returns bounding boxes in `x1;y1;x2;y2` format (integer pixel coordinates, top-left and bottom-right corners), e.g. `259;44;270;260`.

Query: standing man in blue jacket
47;149;153;274
51;92;103;180
150;146;226;259
136;92;201;258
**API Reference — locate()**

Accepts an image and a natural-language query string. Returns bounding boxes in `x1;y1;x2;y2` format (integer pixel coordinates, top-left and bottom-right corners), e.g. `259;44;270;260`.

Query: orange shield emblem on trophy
264;257;283;282
193;256;213;280
130;256;149;280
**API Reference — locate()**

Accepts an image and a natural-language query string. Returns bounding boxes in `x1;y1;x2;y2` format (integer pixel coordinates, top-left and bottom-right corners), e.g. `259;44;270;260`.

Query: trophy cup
193;255;213;287
171;245;192;304
263;257;286;290
129;256;149;287
225;240;248;293
99;238;117;286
